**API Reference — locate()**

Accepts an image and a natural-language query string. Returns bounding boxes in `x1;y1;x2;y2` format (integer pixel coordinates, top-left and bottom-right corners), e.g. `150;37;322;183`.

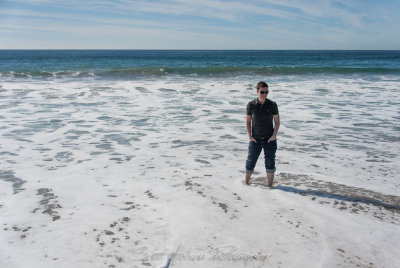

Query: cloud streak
0;0;399;49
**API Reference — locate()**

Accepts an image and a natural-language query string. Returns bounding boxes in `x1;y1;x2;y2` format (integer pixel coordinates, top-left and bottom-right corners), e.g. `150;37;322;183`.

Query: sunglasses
259;91;269;94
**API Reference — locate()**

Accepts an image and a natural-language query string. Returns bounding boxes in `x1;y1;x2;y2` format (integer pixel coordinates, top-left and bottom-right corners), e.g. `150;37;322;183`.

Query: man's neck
257;97;266;104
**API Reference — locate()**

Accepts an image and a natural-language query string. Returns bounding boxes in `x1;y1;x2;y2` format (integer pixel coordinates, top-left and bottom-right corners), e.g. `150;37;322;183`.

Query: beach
0;50;399;267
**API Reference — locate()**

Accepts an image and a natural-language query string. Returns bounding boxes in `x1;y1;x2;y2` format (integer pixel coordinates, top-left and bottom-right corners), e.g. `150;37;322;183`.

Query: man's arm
246;115;256;142
268;114;280;142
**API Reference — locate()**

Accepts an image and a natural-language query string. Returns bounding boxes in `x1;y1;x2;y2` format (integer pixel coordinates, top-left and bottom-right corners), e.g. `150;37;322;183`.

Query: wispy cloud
1;0;399;49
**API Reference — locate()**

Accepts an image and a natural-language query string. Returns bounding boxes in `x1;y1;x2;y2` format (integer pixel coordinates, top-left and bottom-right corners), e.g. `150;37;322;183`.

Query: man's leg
244;172;252;185
267;172;274;187
264;140;277;187
244;140;262;185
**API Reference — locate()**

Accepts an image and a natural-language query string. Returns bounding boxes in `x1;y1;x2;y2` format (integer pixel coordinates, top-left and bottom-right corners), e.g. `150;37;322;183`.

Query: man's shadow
250;176;400;211
274;184;400;211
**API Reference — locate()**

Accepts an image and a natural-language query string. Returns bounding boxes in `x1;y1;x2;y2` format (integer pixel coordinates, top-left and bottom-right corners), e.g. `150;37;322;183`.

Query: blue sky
0;0;399;49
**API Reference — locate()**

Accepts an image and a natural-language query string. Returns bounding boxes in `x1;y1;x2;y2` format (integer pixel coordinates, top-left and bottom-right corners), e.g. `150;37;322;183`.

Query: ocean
1;50;399;267
1;50;400;79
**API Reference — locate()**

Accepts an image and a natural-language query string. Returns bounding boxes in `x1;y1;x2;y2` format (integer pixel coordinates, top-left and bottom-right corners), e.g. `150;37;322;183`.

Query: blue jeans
245;138;277;174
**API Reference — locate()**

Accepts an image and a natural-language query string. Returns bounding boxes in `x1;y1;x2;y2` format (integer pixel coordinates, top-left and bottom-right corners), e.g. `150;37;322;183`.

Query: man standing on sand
244;81;280;187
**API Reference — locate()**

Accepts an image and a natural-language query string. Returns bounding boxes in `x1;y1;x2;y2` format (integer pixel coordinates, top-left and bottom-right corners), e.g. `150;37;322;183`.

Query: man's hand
249;136;257;143
268;135;276;143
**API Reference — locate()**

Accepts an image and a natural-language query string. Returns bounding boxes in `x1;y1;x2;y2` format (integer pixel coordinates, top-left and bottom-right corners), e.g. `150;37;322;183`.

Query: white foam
0;76;399;267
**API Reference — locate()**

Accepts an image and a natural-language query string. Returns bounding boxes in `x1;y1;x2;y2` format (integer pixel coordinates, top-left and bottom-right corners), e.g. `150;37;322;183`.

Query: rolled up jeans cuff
266;167;276;174
245;169;253;174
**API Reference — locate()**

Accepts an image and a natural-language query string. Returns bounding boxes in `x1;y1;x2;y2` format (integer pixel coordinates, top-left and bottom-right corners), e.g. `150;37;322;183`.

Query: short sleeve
246;102;252;115
272;102;279;115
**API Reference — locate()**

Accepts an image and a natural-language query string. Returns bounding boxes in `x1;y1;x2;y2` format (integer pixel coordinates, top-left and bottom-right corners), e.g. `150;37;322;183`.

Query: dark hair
257;81;268;91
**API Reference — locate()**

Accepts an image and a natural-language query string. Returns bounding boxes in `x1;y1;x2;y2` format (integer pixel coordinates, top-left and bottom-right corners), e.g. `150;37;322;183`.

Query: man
244;81;280;187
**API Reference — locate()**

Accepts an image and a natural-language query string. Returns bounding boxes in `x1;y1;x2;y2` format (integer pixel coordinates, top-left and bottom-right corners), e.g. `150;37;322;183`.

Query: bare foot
244;173;251;185
268;180;279;189
267;173;274;187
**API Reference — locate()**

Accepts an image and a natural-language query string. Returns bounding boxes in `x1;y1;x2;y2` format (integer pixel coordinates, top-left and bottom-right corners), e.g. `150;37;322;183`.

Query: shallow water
0;73;399;196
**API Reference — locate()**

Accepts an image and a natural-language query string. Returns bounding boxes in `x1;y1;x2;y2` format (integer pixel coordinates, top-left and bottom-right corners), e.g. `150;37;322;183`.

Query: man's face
257;86;269;99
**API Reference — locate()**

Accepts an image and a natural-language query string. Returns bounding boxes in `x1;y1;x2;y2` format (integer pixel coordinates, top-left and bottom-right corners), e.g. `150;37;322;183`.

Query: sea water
1;50;399;192
1;50;400;267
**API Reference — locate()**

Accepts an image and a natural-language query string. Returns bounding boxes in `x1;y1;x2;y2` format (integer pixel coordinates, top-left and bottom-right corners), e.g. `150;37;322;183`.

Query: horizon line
1;49;399;51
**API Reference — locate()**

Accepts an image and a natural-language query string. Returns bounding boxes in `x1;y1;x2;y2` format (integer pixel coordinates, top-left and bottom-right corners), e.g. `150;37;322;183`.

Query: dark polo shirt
246;98;279;138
